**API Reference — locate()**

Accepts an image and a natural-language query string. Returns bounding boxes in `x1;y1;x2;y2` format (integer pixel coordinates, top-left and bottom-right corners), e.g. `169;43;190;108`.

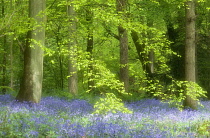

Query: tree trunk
1;0;7;94
57;35;64;90
86;8;94;92
131;30;154;76
68;0;78;96
183;0;197;109
10;35;14;89
16;0;46;103
2;36;7;94
117;0;129;92
148;50;154;74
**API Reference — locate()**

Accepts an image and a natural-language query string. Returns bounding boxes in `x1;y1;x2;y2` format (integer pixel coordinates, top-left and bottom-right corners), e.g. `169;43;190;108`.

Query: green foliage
185;81;207;100
77;54;129;96
42;89;73;99
93;93;133;115
138;79;164;100
0;86;15;95
151;80;207;110
197;120;210;136
90;60;127;95
1;0;209;104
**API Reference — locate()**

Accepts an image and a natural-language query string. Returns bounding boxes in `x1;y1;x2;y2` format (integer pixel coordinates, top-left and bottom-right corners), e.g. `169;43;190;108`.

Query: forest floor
0;94;210;137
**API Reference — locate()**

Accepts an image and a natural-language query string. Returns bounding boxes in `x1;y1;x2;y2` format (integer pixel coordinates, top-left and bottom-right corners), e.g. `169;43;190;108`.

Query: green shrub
93;93;133;115
197;120;210;136
151;80;207;110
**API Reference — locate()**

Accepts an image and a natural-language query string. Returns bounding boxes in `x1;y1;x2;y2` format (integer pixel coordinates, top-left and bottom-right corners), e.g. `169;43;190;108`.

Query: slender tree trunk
131;29;154;97
131;31;154;76
67;0;78;96
131;18;155;78
16;0;46;103
10;35;14;89
86;8;94;92
55;27;64;89
1;0;7;94
131;31;145;63
147;21;155;76
57;38;64;90
2;36;7;94
58;53;63;90
9;0;14;89
117;0;129;92
148;50;154;74
183;0;197;109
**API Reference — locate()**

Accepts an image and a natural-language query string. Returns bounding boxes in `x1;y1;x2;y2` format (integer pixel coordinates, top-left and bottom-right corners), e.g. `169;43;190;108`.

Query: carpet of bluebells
1;94;210;137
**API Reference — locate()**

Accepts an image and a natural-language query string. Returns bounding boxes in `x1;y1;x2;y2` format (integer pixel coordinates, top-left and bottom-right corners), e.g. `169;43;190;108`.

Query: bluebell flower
1;94;210;137
28;130;39;137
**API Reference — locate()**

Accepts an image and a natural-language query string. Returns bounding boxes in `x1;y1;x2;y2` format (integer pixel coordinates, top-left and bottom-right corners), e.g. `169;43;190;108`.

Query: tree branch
102;23;119;40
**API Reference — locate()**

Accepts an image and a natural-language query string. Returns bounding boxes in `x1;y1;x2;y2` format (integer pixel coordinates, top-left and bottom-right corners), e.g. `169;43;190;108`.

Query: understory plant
93;92;133;115
1;94;210;137
151;80;207;110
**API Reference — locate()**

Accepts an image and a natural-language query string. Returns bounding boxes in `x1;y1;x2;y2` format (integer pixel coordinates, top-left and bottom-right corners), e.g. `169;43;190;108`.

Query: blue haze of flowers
0;94;210;137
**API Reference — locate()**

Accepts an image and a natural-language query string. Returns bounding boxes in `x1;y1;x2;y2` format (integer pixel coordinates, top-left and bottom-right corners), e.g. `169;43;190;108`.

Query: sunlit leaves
93;93;133;114
152;80;207;110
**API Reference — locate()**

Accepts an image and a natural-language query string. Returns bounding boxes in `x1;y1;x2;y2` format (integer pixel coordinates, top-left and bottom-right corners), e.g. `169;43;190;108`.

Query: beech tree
116;0;129;92
16;0;46;103
68;0;78;96
183;0;197;109
1;0;7;94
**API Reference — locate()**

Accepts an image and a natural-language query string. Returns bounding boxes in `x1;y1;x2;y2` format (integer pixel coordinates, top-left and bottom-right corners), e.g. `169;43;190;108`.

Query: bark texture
68;0;78;95
16;0;46;103
117;0;129;92
183;0;197;109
